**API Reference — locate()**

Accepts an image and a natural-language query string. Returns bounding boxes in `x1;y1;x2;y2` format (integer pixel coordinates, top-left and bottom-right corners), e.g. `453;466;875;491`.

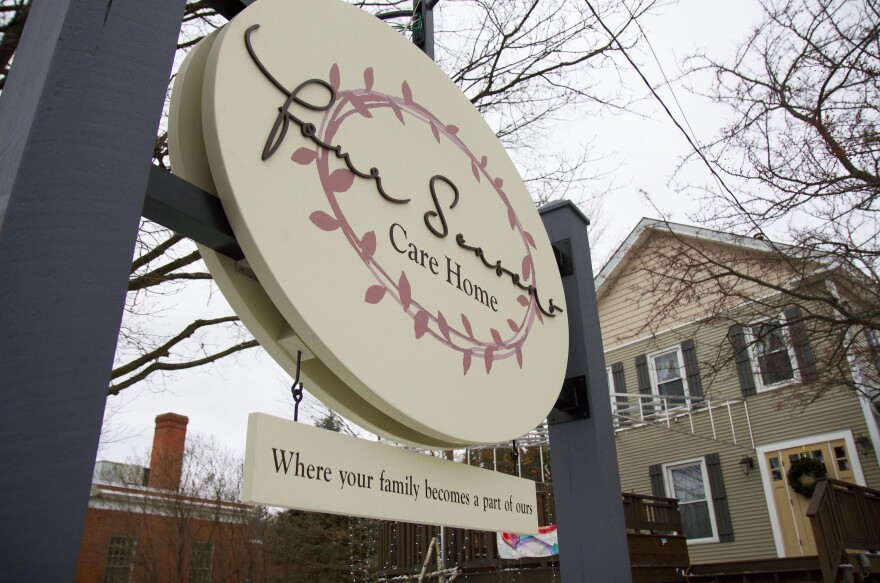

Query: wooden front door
763;439;856;556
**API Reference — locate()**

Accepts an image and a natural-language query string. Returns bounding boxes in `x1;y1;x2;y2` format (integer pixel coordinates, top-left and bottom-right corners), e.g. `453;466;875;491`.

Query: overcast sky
99;0;765;465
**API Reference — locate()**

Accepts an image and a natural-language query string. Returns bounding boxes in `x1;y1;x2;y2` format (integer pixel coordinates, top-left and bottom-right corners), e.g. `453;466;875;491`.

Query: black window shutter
611;362;627;393
681;339;704;399
872;330;880;379
648;464;665;497
705;453;734;542
727;325;756;397
784;306;818;382
611;362;629;425
635;354;651;395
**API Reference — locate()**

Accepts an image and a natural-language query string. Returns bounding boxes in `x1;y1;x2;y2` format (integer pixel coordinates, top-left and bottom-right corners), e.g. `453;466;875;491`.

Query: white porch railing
609;392;755;448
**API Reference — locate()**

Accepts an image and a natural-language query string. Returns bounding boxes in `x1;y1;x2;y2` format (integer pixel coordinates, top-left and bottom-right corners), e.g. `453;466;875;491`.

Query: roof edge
594;218;802;297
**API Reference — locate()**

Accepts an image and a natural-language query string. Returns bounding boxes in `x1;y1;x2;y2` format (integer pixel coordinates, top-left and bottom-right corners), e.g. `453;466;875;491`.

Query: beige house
595;218;880;564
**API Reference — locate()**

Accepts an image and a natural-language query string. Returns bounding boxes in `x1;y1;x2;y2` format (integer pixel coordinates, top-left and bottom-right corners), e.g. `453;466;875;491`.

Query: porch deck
377;488;689;583
376;479;880;583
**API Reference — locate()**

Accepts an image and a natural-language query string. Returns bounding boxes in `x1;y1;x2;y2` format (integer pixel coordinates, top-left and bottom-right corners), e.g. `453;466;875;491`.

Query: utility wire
583;0;740;204
629;9;732;201
624;2;701;154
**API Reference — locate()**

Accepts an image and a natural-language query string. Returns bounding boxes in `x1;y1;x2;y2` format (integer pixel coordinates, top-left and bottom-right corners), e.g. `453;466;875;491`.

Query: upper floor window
728;305;817;397
635;341;704;417
649;347;688;402
103;535;136;583
749;316;798;390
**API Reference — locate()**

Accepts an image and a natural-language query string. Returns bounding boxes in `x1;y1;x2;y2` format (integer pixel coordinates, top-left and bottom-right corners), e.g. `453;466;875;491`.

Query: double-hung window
729;305;817;396
749;316;798;390
189;541;214;583
103;536;136;583
664;459;718;543
649;347;688;407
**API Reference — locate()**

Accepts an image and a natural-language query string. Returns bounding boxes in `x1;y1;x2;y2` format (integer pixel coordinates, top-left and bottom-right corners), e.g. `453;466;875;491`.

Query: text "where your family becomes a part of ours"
271;448;535;515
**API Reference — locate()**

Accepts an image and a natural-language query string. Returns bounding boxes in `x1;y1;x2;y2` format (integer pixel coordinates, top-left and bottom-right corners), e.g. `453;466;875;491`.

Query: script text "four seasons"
244;23;562;319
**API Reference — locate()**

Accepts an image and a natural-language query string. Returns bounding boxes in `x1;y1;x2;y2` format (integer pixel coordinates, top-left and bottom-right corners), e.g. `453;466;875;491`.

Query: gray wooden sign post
0;0;186;578
540;200;633;582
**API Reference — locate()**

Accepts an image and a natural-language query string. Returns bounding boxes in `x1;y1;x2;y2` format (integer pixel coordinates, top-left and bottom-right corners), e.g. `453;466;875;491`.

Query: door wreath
787;457;827;498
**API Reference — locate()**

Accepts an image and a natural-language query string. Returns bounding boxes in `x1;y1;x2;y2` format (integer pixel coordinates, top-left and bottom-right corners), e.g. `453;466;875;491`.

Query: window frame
662;457;719;545
189;541;214;583
647;346;690;400
103;535;136;583
747;313;800;392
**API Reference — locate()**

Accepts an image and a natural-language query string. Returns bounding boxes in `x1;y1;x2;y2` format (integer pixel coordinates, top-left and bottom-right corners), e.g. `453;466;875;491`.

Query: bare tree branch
109;339;260;395
128;249;206;291
111;316;244;380
612;0;880;405
130;233;186;274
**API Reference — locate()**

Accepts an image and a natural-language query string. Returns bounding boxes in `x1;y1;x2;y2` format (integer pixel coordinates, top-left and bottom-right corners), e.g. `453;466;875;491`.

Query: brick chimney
148;413;189;490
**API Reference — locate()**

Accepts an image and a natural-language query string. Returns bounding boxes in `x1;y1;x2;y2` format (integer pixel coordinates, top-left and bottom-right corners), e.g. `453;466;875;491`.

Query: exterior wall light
739;455;755;476
854;433;874;457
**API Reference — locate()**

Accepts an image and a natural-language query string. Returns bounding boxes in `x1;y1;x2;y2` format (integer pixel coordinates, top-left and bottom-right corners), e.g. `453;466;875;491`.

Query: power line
625;2;701;152
629;9;733;201
583;0;740;204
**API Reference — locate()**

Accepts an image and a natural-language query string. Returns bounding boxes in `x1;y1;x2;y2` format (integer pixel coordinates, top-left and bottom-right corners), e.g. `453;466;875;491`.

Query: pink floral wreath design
292;64;545;376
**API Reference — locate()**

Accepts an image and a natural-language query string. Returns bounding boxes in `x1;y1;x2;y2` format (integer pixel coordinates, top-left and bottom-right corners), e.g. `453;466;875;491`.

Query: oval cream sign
171;0;568;446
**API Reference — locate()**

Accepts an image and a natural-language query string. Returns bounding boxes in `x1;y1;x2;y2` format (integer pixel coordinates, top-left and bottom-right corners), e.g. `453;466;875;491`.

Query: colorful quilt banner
497;525;558;559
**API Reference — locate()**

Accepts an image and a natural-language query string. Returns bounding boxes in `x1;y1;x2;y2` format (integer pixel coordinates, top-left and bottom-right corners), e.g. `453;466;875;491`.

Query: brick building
75;413;267;582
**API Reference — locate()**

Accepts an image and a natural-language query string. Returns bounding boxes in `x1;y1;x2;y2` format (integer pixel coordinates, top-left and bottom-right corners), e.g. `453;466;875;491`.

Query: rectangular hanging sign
242;413;540;534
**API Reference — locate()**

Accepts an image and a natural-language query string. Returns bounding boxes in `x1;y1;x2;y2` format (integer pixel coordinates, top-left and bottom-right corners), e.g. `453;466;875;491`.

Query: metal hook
291;350;304;422
511;440;521;477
